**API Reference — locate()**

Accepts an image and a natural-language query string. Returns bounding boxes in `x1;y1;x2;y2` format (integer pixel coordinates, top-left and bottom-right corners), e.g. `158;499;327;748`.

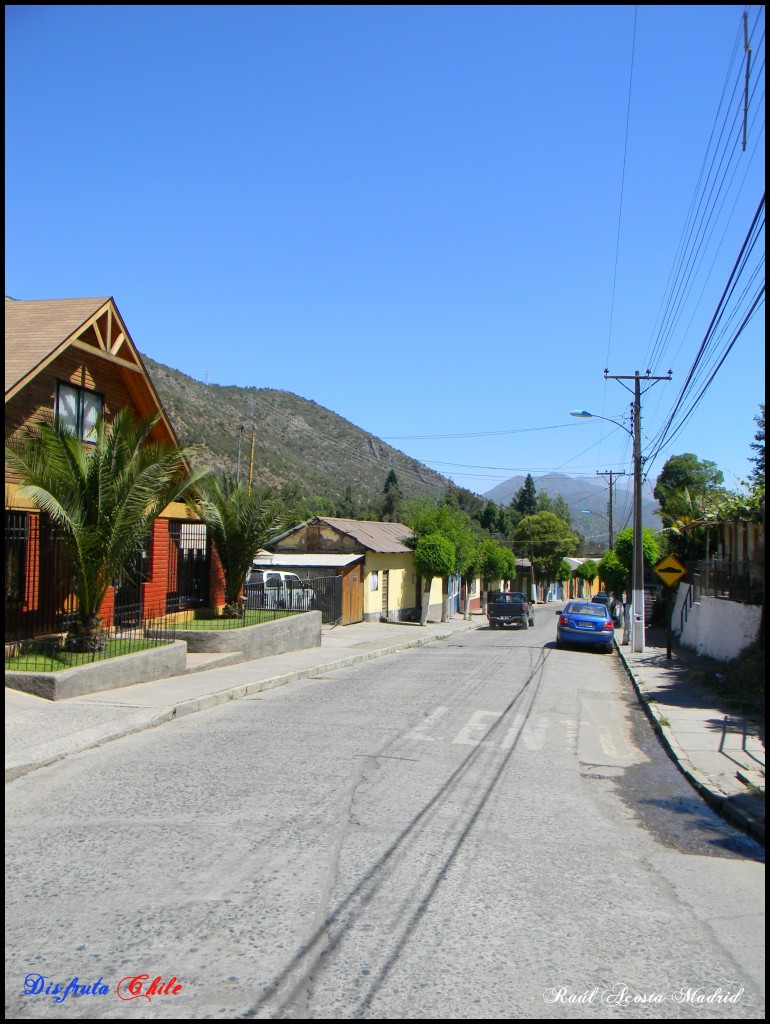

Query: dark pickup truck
487;590;535;630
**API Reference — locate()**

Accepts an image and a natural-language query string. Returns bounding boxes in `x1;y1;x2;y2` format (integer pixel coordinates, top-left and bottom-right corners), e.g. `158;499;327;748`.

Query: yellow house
262;516;444;624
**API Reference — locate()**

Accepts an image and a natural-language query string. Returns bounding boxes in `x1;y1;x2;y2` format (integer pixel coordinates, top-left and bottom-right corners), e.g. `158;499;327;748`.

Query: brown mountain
141;353;451;507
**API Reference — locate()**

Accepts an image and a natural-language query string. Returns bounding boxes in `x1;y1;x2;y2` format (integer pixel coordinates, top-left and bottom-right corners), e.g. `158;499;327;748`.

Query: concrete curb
5;708;177;783
615;642;765;846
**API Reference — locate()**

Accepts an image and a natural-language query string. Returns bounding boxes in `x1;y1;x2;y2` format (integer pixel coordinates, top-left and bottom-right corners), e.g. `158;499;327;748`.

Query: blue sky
6;5;765;504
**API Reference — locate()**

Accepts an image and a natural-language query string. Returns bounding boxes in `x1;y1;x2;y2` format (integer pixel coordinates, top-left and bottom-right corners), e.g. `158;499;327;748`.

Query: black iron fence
4;512;210;644
685;558;764;606
4;605;306;673
244;575;342;625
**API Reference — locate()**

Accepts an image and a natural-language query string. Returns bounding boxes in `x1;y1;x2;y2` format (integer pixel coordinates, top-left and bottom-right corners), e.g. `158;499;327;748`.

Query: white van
244;568;316;610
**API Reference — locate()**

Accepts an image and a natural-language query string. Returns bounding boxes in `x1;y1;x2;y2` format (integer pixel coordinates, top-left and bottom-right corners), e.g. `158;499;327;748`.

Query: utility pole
605;369;671;653
596;469;626;549
237;425;245;486
247;427;255;494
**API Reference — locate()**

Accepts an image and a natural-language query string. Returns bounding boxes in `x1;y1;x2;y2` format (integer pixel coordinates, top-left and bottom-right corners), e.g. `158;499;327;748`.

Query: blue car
555;601;615;653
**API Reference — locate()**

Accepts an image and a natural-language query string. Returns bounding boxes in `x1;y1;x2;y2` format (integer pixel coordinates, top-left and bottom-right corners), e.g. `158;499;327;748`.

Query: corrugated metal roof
251;552;363;568
268;517;414;553
313;517;414;552
5;296;111;395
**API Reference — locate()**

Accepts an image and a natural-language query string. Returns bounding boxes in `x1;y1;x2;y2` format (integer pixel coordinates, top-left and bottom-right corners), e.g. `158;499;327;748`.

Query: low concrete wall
672;587;762;661
147;610;322;659
5;641;188;701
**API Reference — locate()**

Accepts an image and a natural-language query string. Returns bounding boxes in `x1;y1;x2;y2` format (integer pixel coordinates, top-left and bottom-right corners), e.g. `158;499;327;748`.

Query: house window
370;571;379;591
55;381;103;442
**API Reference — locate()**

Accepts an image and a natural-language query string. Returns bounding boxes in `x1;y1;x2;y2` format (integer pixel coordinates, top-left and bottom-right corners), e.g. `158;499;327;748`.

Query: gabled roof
4;295;178;445
269;516;414;553
316;517;414;552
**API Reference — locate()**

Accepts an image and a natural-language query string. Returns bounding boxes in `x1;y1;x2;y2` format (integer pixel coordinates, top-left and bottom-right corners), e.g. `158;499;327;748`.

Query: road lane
5;614;764;1019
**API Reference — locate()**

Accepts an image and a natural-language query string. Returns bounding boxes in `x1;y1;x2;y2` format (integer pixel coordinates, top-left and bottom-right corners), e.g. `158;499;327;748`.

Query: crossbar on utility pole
605;370;671;652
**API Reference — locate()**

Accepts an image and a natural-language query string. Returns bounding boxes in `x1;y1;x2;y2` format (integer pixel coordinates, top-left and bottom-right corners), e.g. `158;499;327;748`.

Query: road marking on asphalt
452;710;502;746
404;705;450;742
501;713;548;751
407;706;575;754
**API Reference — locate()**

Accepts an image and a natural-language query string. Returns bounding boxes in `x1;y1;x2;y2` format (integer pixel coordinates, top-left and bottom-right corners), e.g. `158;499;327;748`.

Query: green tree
499;546;518;585
653;454;725;527
477;538;511;610
5;409;208;651
476;500;499;533
305;495;338;517
576;558;599;595
406;500;480;620
513;474;538;517
380;469;403;522
336;484;358;519
413;533;455;625
535;490;573;526
514;512;579;595
556;560;572;591
191;476;301;615
614;526;659;574
598;550;627;598
749;404;765;493
654;454;729;560
443;484;485;518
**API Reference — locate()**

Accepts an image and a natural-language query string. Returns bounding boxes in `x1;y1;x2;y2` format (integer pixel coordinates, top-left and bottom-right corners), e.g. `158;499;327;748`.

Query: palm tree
189;476;302;616
6;409;208;651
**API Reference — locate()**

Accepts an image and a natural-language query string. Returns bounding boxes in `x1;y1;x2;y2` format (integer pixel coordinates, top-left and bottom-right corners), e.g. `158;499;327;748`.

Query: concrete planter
5;640;188;701
146;610;322;660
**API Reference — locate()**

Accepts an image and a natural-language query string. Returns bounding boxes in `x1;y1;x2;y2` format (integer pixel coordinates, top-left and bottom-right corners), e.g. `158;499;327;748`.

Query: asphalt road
5;611;765;1019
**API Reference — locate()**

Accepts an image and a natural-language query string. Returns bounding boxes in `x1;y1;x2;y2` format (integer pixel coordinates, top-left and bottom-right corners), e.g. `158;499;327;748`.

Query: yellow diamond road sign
654;555;687;587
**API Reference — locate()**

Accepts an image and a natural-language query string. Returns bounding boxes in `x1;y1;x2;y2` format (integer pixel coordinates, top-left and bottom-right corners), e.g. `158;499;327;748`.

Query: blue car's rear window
566;604;607;616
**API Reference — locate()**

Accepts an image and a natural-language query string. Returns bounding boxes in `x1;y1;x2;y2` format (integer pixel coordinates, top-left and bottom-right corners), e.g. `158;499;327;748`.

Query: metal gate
113;540;150;629
166;521;209;612
309;575;343;624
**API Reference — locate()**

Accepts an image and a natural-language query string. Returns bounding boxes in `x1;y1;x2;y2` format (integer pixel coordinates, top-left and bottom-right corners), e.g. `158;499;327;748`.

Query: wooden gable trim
69;338;144;372
6;298;180;448
5;299;113;401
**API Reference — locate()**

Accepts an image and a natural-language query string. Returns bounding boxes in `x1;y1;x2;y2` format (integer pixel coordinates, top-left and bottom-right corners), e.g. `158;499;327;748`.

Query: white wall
672;584;762;661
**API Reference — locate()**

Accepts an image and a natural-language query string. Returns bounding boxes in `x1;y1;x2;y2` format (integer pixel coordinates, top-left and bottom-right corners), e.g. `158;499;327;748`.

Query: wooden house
5;296;223;642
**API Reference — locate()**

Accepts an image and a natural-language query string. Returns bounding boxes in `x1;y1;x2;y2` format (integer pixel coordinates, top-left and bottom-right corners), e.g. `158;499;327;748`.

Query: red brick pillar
142;518;171;619
99;586;115;628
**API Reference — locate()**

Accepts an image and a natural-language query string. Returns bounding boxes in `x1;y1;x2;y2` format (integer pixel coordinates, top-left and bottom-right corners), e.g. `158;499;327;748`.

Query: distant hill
484;472;661;545
141;354;451;507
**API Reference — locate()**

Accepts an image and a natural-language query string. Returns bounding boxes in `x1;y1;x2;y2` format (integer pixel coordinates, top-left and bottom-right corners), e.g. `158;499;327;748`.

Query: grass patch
5;637;164;672
171;609;295;630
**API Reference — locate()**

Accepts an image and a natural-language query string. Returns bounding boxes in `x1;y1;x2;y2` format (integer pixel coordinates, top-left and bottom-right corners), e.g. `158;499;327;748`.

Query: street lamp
571;407;644;652
579;509;610;550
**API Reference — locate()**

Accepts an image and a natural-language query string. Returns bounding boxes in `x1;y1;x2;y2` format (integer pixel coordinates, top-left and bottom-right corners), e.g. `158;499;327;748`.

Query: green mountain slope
141;354;450;506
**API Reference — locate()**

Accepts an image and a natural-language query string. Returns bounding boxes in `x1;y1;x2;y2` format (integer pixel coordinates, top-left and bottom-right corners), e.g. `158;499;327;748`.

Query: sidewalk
5;615;765;843
616;625;765;845
4;617;476;783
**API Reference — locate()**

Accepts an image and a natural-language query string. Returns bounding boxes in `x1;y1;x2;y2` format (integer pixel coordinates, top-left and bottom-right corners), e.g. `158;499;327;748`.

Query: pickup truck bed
487;591;535;629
